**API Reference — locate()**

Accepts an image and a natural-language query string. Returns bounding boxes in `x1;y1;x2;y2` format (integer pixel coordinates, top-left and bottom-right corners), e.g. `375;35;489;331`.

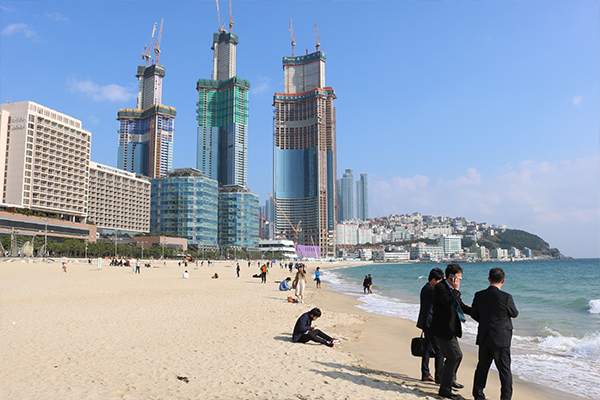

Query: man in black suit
416;267;444;383
471;267;519;400
431;264;472;399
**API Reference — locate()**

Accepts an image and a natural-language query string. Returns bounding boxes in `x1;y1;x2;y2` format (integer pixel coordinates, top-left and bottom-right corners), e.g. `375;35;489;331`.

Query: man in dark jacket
416;267;444;383
471;267;519;400
431;264;472;399
292;308;337;347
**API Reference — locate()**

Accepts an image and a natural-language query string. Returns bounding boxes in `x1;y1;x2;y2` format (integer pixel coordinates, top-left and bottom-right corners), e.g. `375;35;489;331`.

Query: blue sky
1;0;598;258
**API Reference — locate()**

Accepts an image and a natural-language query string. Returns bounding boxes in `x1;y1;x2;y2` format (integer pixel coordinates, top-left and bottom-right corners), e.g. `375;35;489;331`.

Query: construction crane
269;192;301;244
142;22;157;67
314;20;320;51
215;0;225;32
289;18;296;56
228;0;234;33
153;18;164;65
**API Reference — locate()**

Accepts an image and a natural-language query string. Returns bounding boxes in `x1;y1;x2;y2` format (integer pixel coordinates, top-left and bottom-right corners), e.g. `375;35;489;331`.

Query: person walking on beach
366;274;373;294
135;259;141;274
293;265;307;303
292;308;339;347
315;267;322;288
363;276;369;293
62;257;68;273
471;267;519;400
431;263;471;399
416;267;444;383
236;263;240;278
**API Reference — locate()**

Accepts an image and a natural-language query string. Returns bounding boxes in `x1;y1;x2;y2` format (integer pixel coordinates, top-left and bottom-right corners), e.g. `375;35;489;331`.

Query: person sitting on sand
292;308;339;347
182;270;189;279
211;273;219;279
279;277;292;291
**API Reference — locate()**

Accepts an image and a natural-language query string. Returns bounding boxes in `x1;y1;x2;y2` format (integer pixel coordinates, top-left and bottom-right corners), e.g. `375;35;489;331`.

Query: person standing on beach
260;263;268;283
292;308;338;347
62;257;67;273
315;267;322;288
366;274;373;294
416;267;444;383
471;267;519;400
135;259;141;274
363;276;369;293
293;265;307;303
431;263;471;399
236;263;240;278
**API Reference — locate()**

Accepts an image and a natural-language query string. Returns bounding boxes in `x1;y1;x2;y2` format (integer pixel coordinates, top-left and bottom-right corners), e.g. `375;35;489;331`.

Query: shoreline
0;258;583;399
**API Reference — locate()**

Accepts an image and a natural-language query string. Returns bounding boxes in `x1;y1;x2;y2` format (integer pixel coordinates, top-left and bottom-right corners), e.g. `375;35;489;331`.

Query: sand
0;258;563;400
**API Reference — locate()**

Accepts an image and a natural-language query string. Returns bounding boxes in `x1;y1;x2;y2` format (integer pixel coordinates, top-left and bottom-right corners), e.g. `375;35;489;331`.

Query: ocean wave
589;299;600;314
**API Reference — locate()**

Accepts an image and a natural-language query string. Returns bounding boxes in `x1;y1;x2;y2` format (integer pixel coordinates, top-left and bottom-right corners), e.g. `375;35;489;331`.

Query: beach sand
0;258;562;400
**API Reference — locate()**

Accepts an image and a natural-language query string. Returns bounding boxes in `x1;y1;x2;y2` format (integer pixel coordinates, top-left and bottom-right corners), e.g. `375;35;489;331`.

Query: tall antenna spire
314;20;320;51
289;18;296;56
228;0;234;33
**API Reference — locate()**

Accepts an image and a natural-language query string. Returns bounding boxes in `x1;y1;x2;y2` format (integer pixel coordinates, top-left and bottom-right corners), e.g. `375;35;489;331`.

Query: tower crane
289;18;296;56
142;22;157;67
153;18;164;65
269;192;301;244
215;0;225;33
228;0;234;33
314;20;320;51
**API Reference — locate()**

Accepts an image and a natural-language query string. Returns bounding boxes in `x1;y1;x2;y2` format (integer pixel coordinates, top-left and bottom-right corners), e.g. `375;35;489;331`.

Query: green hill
477;229;562;258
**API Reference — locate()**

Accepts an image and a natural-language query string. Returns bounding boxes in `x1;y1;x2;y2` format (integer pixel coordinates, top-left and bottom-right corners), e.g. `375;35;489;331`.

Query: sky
0;0;598;258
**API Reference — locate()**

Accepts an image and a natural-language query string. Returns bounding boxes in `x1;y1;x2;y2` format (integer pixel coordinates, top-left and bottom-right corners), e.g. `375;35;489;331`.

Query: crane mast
153;18;164;65
289;18;296;56
142;22;157;67
314;20;320;51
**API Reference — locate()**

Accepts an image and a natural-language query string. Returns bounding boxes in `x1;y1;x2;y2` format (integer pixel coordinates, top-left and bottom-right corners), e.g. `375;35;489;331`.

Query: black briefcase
411;333;426;357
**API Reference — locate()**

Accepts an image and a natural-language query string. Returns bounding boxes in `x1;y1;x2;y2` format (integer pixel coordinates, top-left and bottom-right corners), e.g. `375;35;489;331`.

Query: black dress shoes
438;391;457;399
452;381;464;389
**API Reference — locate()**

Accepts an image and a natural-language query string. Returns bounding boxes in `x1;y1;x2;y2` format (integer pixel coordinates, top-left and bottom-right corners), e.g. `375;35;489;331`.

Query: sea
323;258;600;400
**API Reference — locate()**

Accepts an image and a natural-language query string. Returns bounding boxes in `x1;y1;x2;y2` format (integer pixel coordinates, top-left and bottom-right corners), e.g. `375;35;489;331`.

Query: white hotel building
88;161;150;234
0;101;90;221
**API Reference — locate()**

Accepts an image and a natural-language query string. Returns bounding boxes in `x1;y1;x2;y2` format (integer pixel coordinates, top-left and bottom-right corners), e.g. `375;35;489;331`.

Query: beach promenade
0;258;554;400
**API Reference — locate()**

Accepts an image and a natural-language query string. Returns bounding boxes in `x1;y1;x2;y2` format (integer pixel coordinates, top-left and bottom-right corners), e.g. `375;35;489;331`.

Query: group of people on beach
417;264;518;400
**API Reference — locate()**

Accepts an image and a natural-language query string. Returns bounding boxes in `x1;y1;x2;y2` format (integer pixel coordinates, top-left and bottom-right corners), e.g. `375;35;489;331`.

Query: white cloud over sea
371;156;600;258
68;77;134;102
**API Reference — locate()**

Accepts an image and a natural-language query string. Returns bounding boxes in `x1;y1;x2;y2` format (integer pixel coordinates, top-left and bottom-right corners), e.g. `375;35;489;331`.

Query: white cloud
370;156;600;257
573;95;583;106
250;76;272;95
45;12;69;22
0;5;15;12
1;23;38;39
68;77;134;102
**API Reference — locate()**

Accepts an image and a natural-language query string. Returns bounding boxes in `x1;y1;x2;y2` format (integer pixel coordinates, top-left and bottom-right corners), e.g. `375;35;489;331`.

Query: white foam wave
589;299;600;314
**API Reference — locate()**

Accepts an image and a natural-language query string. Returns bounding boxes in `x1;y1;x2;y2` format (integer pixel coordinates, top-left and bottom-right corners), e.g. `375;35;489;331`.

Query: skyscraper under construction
117;20;176;179
196;26;250;186
273;24;337;257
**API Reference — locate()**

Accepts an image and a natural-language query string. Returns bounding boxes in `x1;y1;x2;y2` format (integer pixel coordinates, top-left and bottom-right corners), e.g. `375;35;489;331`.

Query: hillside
477;229;563;258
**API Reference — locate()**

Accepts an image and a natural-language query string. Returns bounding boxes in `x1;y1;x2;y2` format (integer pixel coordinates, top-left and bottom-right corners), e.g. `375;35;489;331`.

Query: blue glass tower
218;185;259;249
150;168;218;248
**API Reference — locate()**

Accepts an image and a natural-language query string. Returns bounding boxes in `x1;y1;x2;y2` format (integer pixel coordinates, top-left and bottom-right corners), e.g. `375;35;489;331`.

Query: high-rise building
356;173;369;221
150;168;218;249
117;26;176;179
196;31;250;186
340;169;354;222
88;161;150;234
218;185;259;249
273;41;337;257
0;101;90;221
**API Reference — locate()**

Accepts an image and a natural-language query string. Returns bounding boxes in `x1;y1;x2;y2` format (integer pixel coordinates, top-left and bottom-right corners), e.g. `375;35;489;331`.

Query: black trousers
297;329;332;345
435;336;463;396
421;329;444;380
473;345;513;400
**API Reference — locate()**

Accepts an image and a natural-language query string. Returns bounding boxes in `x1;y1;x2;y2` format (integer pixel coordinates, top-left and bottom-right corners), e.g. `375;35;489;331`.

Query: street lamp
44;218;48;259
114;230;118;259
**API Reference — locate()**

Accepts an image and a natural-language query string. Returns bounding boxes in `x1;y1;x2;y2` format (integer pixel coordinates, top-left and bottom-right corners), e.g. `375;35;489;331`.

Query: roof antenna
314;20;320;51
289;18;296;56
